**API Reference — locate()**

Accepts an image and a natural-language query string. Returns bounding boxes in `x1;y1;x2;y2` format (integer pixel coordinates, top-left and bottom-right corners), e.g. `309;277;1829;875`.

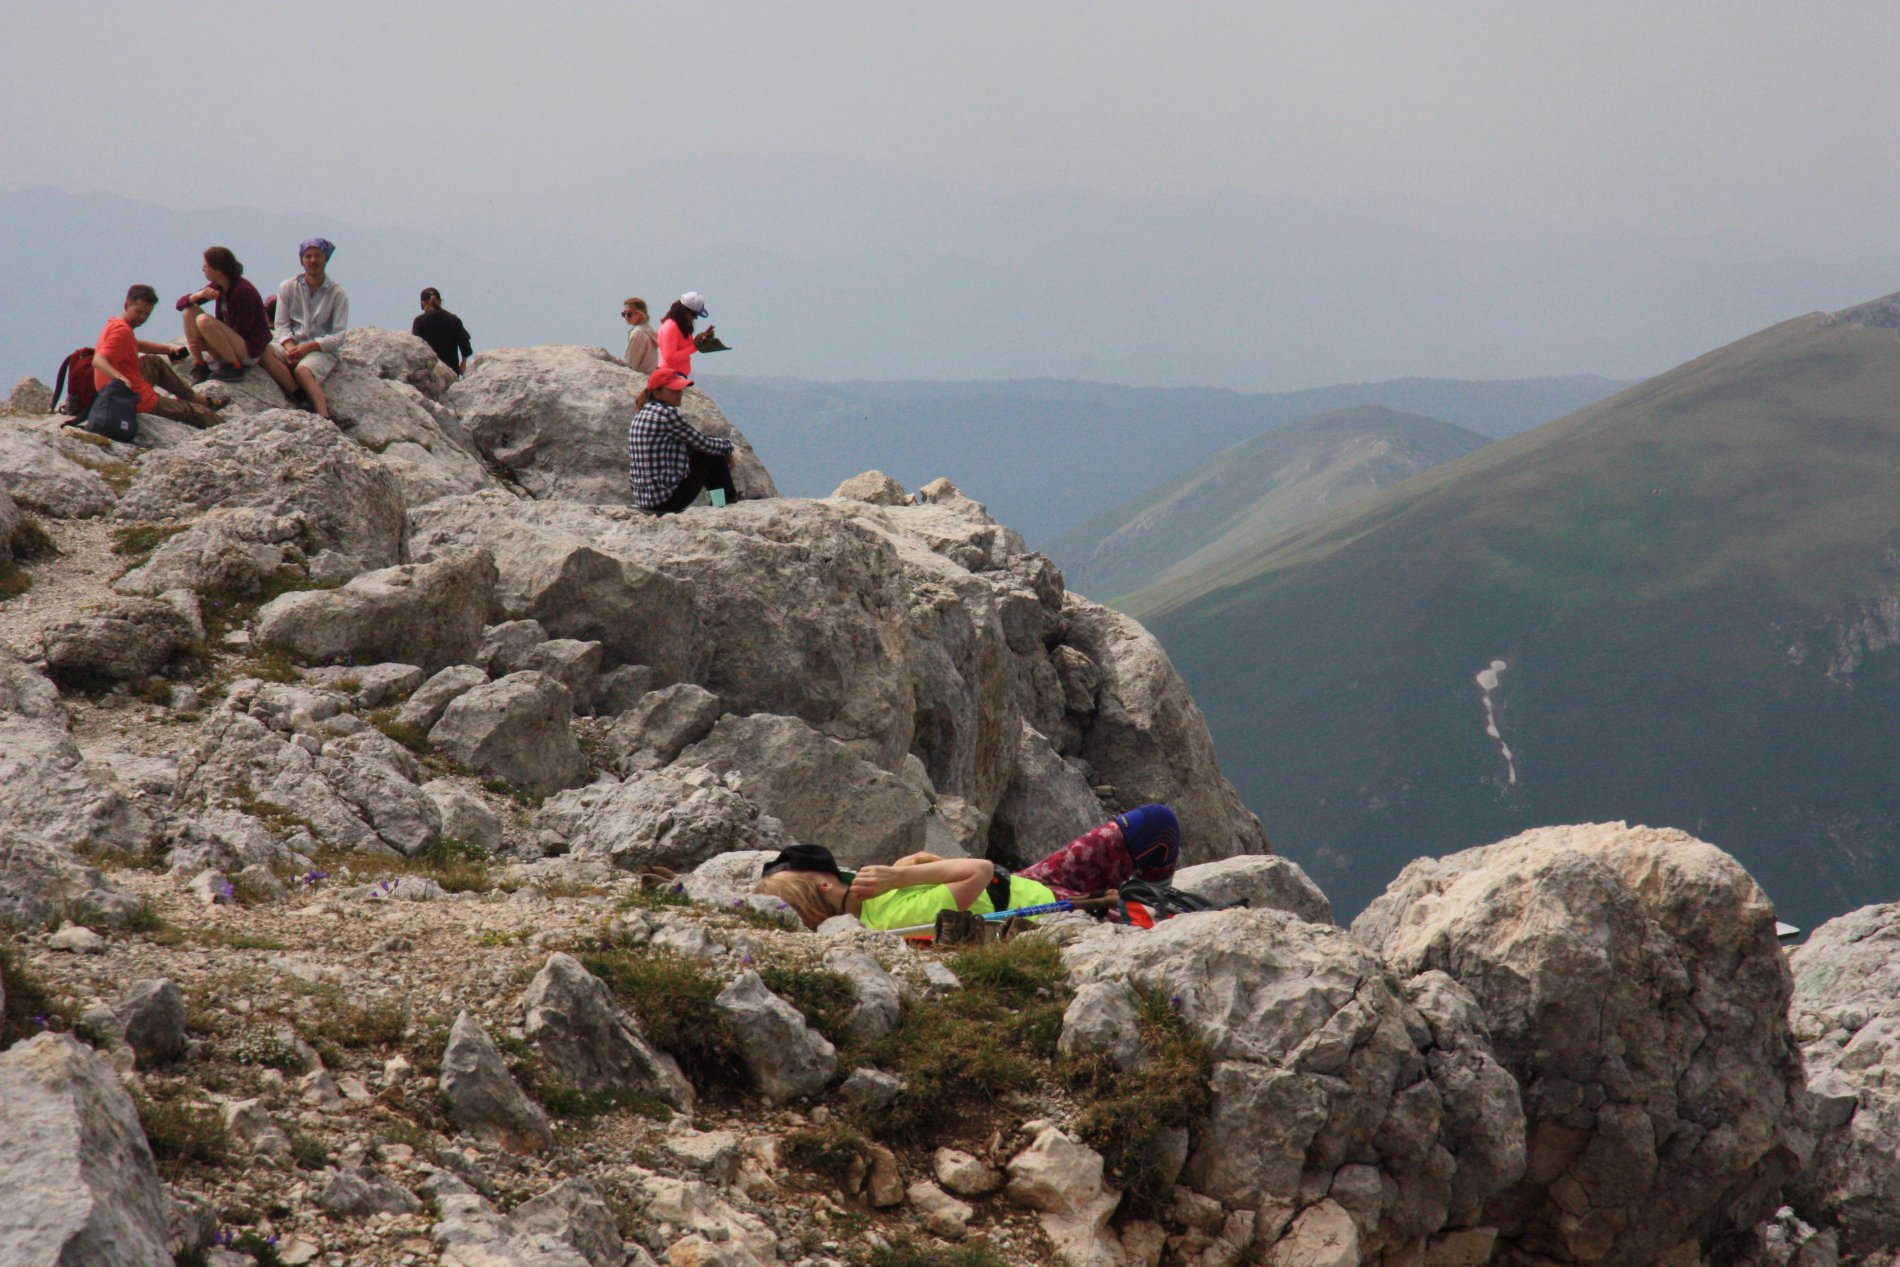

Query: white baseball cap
679;291;710;319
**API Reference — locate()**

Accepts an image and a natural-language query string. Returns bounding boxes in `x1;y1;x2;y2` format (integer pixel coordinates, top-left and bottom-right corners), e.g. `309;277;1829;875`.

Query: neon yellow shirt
857;876;1057;931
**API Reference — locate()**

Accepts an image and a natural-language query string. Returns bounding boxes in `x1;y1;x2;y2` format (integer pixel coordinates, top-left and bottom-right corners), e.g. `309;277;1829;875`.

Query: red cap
646;367;693;392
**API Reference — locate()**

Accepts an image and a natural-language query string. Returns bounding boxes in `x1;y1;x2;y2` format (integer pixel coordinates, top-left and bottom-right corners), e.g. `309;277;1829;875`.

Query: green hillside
1135;297;1900;931
1050;406;1489;600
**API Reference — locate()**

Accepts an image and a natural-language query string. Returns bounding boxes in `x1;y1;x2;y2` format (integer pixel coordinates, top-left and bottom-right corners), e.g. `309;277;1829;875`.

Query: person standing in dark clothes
626;366;739;514
412;287;473;374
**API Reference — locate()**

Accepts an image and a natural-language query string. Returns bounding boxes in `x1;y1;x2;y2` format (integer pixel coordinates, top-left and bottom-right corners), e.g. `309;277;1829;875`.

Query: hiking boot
287;390;312;411
189;363;212;386
211;363;246;382
329;413;355;430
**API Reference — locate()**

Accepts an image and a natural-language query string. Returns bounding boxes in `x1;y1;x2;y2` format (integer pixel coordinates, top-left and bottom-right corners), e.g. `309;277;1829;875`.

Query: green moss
110;521;189;560
759;965;858;1045
578;949;748;1094
855;1241;1013;1267
0;945;63;1049
134;1092;232;1176
782;1121;869;1187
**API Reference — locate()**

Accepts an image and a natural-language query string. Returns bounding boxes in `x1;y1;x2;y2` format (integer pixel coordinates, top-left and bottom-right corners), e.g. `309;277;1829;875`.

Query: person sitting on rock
626;366;740;514
656;292;710;377
755;804;1182;932
91;284;221;428
622;296;658;373
178;245;271;385
412;286;473;375
262;237;349;424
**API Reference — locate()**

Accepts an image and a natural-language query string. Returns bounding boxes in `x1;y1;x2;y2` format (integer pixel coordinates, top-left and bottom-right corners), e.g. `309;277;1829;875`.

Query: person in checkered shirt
626;366;740;514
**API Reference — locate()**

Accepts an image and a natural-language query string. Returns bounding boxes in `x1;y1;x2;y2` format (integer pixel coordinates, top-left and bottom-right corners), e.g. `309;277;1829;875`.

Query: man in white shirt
263;237;350;424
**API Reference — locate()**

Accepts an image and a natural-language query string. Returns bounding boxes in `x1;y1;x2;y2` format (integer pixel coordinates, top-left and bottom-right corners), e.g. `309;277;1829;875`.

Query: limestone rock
1060;597;1270;859
0;1033;174;1266
988;721;1104;867
713;970;837;1103
320;361;493;507
535;769;790;871
110;507;306;599
423;780;506;850
445;345;773;503
440;1010;553;1154
113;410;405;583
397;664;488;732
115;978;187;1067
820;947;903;1042
1786;900;1900;1260
42;597;196;684
302;661;426;708
1267;1199;1360;1267
478;619;549;673
1173;854;1333;924
317;1166;422;1216
831;470;910;505
838;1068;906;1113
935;1147;1002;1197
675;712;930;866
256;550;498;672
508;1177;628;1267
522;953;693;1109
407;493;703;679
429;671;587;799
1005;1125;1125;1267
516;638;602;714
1352;822;1808;1267
337;327;459;398
0;425;117;518
8;375;54;414
430;1189;598;1267
607;683;722;772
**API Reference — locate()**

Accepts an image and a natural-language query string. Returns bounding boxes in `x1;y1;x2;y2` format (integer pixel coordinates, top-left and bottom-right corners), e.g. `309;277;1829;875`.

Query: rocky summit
0;334;1890;1267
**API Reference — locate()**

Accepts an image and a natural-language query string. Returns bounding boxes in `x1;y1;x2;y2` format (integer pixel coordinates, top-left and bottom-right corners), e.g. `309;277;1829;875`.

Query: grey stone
1172;854;1333;925
8;375;55;414
422;780;506;850
113;410;405;584
713;970;837;1104
821;947;902;1043
396;664;488;732
508;1177;627;1267
522;953;693;1109
908;1180;975;1240
256;550;498;673
831;470;910;506
48;924;107;953
0;1033;173;1266
0;425;117;518
606;683;722;772
593;663;654;715
42;597;196;684
1057;981;1146;1071
535;769;790;872
429;1190;597;1267
519;639;602;714
110;507;306;600
675;713;930;867
336;327;459;398
320;361;494;509
1353;822;1808;1267
838;1068;906;1114
115;978;187;1067
987;722;1104;868
317;1166;421;1216
302;662;427;708
660;1130;742;1184
440;1010;552;1154
429;671;587;798
935;1147;1002;1197
681;850;777;904
477;619;549;674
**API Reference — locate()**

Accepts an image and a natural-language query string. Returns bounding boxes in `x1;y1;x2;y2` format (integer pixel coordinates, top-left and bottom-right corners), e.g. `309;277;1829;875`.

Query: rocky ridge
0;338;1890;1267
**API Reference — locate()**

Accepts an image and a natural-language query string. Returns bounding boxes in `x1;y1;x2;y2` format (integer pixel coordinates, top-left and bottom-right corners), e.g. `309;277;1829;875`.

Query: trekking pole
877;896;1115;937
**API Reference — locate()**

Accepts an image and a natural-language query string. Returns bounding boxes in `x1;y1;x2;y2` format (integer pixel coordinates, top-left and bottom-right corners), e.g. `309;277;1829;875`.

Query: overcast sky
5;2;1898;387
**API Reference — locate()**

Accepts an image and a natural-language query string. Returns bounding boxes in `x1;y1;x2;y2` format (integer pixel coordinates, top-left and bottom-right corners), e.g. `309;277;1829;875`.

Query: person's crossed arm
850;857;994;911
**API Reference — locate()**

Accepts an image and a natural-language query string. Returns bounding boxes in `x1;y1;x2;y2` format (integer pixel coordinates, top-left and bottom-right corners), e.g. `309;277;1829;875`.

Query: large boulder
1061;907;1527;1264
1060;597;1270;859
1786;900;1900;1261
535;767;791;871
0;424;117;518
522;953;693;1108
713;970;837;1104
406;492;702;680
988;722;1104;867
1172;854;1333;925
337;327;458;398
110;507;307;599
320;363;494;508
113;410;405;583
428;671;587;799
255;549;497;672
445;346;774;503
0;1033;174;1266
674;713;930;867
1352;823;1809;1267
440;1011;552;1154
41;597;196;685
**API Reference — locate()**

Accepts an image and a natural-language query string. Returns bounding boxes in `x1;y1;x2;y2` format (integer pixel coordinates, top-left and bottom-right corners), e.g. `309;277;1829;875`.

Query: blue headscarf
298;237;336;261
1116;804;1180;874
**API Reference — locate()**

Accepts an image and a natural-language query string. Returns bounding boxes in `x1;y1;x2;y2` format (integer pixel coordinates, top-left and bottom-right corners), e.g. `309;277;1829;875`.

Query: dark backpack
85;381;139;442
50;347;97;421
1113;877;1237;924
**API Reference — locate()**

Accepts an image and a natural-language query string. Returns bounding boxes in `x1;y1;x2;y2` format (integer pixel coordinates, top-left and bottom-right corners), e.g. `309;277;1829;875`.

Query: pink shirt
656;318;695;377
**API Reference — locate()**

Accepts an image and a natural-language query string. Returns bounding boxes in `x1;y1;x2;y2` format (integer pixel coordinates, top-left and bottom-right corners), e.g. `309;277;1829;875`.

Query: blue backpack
86;381;139;442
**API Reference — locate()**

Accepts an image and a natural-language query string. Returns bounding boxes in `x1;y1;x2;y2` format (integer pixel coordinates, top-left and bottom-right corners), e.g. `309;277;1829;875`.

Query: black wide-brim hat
761;844;844;879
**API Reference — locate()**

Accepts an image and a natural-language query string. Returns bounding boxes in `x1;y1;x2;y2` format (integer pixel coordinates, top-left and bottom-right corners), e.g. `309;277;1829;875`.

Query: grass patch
578;949;748;1094
0;944;65;1049
0;562;30;599
226;1025;310;1072
480;776;543;809
199;567;336;644
231;784;315;840
783;1120;870;1188
110;521;189;561
11;514;55;561
616;886;692;913
228;648;302;684
288;1130;332;1170
302;993;409;1055
134;1092;232;1176
856;1241;1012;1267
411;835;493;893
861;938;1069;1138
367;708;431;753
759;965;858;1044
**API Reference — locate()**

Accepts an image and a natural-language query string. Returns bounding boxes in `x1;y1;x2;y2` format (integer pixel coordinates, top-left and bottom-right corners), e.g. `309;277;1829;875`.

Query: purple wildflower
1170;993;1184;1011
303;869;328;886
31;1013;48;1029
215;879;237;903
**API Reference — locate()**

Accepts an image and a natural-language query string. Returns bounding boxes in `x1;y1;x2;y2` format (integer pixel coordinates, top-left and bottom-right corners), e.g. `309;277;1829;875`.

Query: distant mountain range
1136;293;1900;932
701;375;1628;543
1049;406;1490;600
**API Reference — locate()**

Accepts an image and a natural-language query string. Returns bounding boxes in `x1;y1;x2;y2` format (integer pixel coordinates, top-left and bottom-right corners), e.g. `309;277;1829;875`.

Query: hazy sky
6;2;1899;387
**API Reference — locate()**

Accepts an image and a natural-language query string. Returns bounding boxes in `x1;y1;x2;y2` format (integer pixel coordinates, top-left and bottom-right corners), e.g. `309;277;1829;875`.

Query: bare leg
188;310;246;367
294;363;331;419
182;306;208;364
261;344;302;398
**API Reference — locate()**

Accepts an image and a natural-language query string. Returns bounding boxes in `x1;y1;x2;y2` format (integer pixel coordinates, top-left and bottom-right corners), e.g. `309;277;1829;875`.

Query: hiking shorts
297;351;338;383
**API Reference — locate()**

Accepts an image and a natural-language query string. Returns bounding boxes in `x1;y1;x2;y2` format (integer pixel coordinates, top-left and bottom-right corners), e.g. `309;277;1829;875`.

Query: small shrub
616;886;691;913
134;1093;231;1175
123;900;166;935
288;1131;331;1170
0;944;61;1049
367;708;430;753
413;835;492;894
480;776;543;809
579;950;748;1093
782;1121;869;1187
226;1026;307;1072
0;563;31;599
759;965;858;1045
857;1240;1012;1267
110;521;188;560
10;514;55;561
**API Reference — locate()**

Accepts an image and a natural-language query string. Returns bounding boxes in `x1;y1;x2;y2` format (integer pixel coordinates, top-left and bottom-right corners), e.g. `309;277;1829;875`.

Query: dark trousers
653;450;739;515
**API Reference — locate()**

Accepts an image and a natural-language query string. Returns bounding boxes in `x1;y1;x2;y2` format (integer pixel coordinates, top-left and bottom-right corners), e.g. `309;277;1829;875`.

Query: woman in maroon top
179;246;271;383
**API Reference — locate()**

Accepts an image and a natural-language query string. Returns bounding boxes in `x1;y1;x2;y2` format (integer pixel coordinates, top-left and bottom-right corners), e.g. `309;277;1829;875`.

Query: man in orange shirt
93;284;220;428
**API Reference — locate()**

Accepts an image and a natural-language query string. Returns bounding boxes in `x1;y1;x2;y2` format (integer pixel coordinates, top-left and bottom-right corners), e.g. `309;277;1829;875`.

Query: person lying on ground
413;287;473;375
622;296;658;373
754;804;1182;932
263;237;349;424
178;245;271;384
656;292;709;376
626;366;739;514
92;284;221;429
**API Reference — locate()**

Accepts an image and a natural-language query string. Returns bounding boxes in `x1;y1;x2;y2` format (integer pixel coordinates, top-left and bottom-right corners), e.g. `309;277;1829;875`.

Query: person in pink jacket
656;291;711;376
